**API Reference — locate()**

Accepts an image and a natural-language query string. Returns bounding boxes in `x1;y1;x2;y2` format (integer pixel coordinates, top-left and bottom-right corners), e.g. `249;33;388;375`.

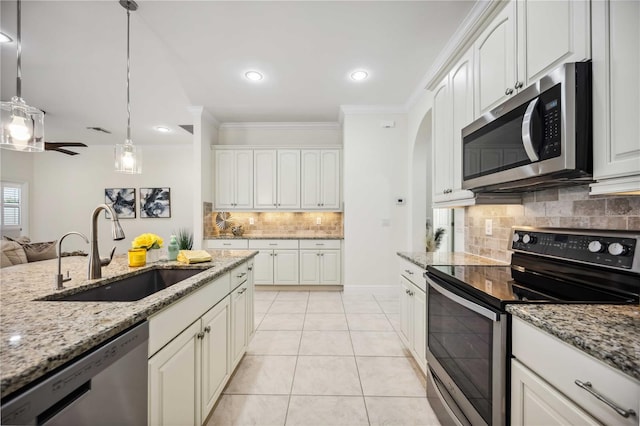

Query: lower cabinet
249;240;299;285
148;261;255;426
398;259;427;374
299;250;341;285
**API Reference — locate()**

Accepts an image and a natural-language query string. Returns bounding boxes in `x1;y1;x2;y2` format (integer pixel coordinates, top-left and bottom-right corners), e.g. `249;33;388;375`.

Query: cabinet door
591;0;640;188
399;276;413;347
201;297;230;420
231;285;248;369
253;250;274;285
254;150;277;209
301;150;321;209
412;287;427;372
511;360;600;426
149;321;201;426
234;150;254;209
432;76;452;202
474;1;517;116
299;250;320;284
273;250;299;285
214;150;235;210
277;149;301;209
320;150;341;209
517;0;590;88
320;250;341;285
247;261;255;341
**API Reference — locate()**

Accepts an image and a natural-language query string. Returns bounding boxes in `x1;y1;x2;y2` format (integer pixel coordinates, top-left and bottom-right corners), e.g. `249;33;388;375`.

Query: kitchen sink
45;268;203;302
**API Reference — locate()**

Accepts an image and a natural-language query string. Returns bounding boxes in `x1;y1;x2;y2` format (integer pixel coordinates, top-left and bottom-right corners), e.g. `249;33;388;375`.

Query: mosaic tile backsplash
203;203;343;238
465;185;640;263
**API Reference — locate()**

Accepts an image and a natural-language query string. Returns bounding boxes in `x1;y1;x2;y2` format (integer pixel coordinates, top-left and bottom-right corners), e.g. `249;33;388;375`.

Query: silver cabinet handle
514;81;523;89
574;380;637;418
405;289;410;294
223;243;231;246
521;97;540;162
238;287;247;294
204;326;211;333
248;266;253;271
317;253;320;256
505;87;514;95
237;272;246;278
269;243;277;246
274;253;278;256
316;243;325;246
196;331;205;339
404;269;414;275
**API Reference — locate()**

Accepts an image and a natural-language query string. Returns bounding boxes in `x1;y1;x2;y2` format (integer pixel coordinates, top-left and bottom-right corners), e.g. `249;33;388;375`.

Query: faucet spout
56;231;89;290
88;204;126;279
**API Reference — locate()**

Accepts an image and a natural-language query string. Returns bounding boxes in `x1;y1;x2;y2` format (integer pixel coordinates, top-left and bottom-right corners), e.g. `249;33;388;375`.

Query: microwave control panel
539;84;562;160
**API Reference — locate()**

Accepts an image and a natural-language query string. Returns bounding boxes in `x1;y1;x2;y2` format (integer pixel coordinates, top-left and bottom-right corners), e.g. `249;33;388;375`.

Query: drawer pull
196;331;205;339
204;326;211;333
238;287;247;294
269;243;278;246
316;243;325;246
574;380;637;418
404;269;414;275
236;272;246;278
223;243;231;246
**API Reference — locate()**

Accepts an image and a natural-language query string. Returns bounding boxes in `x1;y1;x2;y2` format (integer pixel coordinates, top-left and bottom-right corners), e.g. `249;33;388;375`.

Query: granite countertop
207;233;343;240
508;304;640;382
0;250;257;399
397;251;508;269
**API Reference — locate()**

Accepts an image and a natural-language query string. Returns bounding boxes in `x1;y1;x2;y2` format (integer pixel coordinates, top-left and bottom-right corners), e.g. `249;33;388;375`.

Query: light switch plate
249;217;255;225
316;217;322;225
485;219;493;236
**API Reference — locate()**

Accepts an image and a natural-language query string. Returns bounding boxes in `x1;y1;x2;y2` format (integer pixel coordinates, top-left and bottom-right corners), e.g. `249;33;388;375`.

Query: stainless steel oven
425;227;640;426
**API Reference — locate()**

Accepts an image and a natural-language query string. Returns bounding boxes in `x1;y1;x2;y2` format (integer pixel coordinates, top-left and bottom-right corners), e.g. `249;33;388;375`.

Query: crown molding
219;122;341;130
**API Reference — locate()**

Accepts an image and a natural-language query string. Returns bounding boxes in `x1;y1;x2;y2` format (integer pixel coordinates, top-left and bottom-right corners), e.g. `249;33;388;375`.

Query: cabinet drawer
207;239;248;249
299;239;341;250
512;317;639;426
248;239;299;249
399;259;426;290
148;273;231;357
231;262;248;289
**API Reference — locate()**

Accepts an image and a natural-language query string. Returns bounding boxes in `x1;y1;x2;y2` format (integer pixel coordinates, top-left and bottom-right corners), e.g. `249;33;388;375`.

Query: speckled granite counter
207;234;343;240
397;251;508;269
508;304;640;382
0;250;257;399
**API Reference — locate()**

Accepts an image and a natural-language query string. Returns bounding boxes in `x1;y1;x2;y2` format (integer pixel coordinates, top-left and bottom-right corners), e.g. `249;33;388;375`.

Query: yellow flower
132;233;163;250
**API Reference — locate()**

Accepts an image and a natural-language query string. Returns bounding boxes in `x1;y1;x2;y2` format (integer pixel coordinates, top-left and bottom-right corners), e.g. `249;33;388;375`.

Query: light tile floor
207;291;441;426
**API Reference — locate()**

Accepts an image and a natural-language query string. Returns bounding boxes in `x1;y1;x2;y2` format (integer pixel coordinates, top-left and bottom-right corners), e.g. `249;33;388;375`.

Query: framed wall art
140;187;171;218
105;188;136;219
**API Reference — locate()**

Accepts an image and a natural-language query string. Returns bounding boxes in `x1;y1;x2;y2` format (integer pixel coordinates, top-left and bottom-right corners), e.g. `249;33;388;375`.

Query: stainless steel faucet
88;204;125;279
56;231;89;290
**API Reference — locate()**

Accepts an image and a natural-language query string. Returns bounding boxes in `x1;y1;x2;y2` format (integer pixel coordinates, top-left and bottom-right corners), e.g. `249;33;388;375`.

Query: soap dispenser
167;235;179;261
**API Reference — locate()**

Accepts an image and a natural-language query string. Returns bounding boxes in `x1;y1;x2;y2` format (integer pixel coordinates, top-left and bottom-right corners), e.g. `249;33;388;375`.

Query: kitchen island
0;250;257;399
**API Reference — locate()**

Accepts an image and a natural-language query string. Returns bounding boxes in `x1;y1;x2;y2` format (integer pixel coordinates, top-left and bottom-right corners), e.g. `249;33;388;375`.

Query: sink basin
48;268;203;302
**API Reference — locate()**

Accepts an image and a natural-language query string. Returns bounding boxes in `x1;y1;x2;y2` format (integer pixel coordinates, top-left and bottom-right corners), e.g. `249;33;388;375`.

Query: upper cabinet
590;0;640;195
301;150;341;210
474;0;590;117
214;150;253;210
254;149;300;209
432;49;476;206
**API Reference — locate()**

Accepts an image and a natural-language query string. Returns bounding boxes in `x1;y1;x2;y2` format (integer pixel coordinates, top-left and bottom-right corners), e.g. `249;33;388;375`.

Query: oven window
428;284;493;424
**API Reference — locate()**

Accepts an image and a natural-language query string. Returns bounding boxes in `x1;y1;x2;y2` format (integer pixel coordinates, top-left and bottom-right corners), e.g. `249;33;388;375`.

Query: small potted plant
175;228;193;250
132;233;164;263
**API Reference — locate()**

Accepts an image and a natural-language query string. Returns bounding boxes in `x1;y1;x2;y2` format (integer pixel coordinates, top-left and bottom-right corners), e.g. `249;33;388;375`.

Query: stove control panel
511;228;639;270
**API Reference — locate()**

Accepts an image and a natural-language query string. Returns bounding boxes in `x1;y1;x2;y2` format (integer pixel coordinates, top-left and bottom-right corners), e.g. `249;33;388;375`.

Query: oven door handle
427;277;499;321
521;96;540;162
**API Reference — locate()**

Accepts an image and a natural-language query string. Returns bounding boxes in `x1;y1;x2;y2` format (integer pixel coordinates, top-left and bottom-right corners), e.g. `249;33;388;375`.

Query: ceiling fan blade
44;142;88;148
49;147;80;156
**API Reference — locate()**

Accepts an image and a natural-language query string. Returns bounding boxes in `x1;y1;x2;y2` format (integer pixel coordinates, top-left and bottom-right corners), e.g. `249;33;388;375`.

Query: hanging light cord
16;0;22;98
126;3;131;142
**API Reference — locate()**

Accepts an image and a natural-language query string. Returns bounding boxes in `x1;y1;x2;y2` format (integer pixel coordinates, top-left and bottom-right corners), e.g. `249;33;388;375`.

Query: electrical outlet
485;279;493;292
485;219;493;236
249;217;255;225
316;217;322;225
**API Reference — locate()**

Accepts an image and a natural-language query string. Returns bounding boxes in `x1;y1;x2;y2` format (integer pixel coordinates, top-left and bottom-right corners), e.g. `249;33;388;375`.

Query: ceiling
0;1;475;146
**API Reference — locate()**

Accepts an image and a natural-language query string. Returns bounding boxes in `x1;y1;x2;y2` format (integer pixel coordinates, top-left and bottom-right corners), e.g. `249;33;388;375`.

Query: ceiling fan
43;141;87;156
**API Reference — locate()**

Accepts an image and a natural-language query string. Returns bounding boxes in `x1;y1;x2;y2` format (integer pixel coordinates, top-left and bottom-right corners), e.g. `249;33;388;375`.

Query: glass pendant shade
1;96;44;152
115;139;142;174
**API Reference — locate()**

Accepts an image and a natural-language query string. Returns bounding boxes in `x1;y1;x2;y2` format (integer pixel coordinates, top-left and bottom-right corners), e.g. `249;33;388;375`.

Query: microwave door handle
521;97;540;162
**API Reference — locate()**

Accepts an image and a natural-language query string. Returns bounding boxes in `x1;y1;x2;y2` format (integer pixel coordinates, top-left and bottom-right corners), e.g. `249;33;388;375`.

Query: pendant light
114;0;141;174
0;0;45;152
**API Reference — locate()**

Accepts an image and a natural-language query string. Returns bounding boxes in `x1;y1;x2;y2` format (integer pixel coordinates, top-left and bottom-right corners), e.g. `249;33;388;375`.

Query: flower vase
147;249;160;264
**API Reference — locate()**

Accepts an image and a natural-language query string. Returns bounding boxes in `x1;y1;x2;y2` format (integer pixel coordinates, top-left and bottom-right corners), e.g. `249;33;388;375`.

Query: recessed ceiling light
245;71;263;81
350;70;369;81
155;126;170;133
0;32;12;43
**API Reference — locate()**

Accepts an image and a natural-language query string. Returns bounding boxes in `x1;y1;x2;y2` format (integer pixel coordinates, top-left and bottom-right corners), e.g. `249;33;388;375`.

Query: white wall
217;124;342;146
28;145;194;256
342;112;408;293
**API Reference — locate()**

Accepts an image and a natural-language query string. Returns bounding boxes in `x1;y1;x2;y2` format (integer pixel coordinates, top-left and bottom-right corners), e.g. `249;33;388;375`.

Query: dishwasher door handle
38;381;92;425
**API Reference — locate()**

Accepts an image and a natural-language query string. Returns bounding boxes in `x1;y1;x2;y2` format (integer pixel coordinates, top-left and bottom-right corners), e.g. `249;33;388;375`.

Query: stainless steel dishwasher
1;321;148;425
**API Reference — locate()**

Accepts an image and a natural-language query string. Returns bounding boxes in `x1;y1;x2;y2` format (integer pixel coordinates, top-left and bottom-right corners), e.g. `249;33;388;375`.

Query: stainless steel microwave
461;62;592;193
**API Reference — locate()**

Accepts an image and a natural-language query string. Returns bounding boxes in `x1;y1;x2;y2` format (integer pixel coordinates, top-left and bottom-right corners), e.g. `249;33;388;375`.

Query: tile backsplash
203;203;343;238
465;185;640;262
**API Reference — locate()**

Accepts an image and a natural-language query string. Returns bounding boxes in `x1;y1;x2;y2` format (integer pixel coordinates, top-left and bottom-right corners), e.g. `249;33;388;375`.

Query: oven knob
522;234;536;244
607;242;628;256
512;233;521;243
588;241;605;253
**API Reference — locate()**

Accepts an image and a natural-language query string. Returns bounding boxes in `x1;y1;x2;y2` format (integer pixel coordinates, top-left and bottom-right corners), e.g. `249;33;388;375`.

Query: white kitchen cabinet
252;250;275;285
200;297;230;420
249;240;299;285
301;150;341;210
474;0;590;117
206;239;249;250
214;150;253;210
511;316;640;426
230;282;248;369
398;259;427;373
246;260;255;341
273;250;300;285
590;0;640;194
432;49;476;207
299;240;341;285
253;149;300;209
